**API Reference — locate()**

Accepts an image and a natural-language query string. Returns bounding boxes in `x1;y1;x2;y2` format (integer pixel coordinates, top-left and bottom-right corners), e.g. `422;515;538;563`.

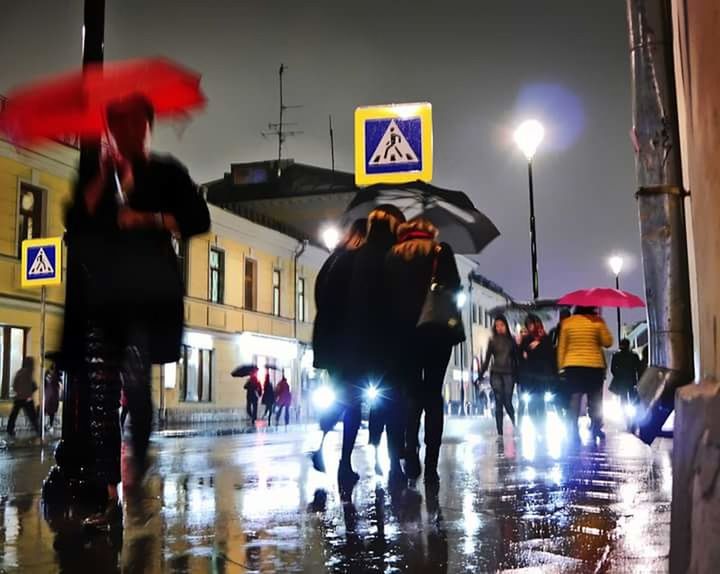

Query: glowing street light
514;119;545;300
321;226;341;251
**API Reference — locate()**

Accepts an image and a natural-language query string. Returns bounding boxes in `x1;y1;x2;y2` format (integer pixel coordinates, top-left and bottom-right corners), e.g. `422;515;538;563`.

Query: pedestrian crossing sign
21;237;62;288
354;102;433;186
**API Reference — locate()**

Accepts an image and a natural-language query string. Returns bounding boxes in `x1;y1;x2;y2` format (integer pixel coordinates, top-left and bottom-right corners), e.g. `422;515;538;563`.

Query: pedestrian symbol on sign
370;120;419;165
28;248;54;276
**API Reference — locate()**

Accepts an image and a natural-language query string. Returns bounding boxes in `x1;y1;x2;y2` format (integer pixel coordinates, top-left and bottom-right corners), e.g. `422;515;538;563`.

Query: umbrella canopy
0;58;205;143
558;288;645;309
231;364;282;378
343;181;500;254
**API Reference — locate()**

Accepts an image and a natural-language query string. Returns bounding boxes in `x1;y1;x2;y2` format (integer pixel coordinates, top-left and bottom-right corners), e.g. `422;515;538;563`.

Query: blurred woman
385;219;461;488
520;318;556;419
479;315;518;436
557;306;613;440
275;376;292;426
261;372;276;424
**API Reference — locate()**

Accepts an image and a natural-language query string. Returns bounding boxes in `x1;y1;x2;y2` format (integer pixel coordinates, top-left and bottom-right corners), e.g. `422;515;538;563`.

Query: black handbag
416;246;466;346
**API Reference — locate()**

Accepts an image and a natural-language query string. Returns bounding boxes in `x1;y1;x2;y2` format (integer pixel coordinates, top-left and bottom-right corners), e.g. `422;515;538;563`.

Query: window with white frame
297;278;306;322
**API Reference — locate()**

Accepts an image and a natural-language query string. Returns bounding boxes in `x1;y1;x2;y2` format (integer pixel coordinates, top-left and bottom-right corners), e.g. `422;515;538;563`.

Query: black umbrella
343;181;500;254
231;364;282;378
488;299;567;326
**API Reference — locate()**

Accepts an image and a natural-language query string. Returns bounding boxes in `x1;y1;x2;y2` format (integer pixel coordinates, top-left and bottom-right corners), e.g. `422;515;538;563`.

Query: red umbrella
557;288;645;309
0;58;205;143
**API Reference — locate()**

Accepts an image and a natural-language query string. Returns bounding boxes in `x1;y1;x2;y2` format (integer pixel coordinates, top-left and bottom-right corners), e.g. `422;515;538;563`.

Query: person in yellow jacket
557;306;613;440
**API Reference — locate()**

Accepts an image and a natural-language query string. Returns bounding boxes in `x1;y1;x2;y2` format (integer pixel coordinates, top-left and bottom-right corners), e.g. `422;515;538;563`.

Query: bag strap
431;244;442;283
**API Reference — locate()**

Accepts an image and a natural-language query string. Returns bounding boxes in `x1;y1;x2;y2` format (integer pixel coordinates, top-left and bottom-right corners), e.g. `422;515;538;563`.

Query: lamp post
514;120;545;300
609;255;624;343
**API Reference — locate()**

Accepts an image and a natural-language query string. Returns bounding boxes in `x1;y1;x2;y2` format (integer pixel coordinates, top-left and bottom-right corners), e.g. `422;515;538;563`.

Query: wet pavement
0;414;672;573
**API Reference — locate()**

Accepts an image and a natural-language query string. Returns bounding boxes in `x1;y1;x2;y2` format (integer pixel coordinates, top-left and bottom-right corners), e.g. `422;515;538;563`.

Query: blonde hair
392;219;439;261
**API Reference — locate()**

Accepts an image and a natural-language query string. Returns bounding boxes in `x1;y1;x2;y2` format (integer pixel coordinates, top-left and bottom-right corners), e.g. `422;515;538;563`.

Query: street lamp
321;226;341;251
609;255;624;342
514;120;545;300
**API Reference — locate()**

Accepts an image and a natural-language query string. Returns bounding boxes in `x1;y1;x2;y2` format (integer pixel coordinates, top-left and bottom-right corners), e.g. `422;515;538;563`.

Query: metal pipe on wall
626;0;694;443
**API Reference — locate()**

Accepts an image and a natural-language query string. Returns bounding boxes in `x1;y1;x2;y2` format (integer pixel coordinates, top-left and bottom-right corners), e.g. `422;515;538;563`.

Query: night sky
1;1;645;321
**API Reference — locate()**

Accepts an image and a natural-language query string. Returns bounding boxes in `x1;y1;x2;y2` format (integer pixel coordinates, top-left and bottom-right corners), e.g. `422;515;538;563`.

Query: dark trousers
565;367;605;435
263;401;274;423
6;399;40;435
247;399;258;422
368;386;405;468
404;341;453;477
275;404;290;426
490;373;515;435
122;330;152;473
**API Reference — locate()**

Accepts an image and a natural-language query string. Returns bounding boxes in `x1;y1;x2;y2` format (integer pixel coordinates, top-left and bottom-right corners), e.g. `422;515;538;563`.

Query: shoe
405;450;421;481
83;498;123;531
311;450;326;473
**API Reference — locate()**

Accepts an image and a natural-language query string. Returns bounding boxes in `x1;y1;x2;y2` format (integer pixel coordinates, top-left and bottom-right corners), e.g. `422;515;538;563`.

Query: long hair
492;314;513;340
392;218;439;261
366;205;405;248
339;218;367;251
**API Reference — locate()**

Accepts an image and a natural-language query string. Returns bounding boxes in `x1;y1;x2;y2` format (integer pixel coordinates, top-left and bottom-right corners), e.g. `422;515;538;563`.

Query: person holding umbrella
62;94;210;528
244;368;262;425
557;306;613;441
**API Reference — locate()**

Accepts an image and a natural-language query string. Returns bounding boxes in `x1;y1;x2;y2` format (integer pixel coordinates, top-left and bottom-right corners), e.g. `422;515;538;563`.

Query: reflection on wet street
0;415;671;573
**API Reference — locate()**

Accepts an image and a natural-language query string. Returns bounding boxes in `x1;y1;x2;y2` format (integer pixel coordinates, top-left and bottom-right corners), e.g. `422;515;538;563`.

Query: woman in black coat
385;219;461;488
61;95;210;527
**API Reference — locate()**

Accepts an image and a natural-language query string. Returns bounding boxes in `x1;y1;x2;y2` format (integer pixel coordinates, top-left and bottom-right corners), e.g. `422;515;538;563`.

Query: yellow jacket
557;314;613;370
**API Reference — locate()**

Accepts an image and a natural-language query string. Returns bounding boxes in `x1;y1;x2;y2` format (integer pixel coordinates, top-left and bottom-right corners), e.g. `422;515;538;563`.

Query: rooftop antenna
262;64;303;177
329;115;335;172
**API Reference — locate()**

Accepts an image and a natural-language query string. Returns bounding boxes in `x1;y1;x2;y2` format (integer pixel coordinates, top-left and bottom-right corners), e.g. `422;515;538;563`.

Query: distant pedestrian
385;218;461;488
6;357;40;437
479;315;518;436
44;363;62;430
609;339;641;427
557;306;613;440
261;373;276;424
275;376;292;426
520;318;556;419
244;369;262;424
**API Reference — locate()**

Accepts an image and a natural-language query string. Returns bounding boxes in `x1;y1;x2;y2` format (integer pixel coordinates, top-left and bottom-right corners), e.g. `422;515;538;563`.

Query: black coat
520;334;556;377
312;248;358;372
342;239;396;377
610;349;641;390
384;239;461;362
61;154;210;368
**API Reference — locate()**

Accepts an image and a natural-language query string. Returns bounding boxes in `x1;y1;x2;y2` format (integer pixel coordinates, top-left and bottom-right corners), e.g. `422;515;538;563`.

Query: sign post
21;237;63;442
354;102;433;186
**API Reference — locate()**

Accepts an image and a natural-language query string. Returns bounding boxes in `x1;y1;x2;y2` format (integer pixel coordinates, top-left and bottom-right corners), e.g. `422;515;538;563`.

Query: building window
17;184;44;257
472;305;478;325
245;258;257;311
180;345;213;402
272;269;281;316
0;327;27;400
297;278;306;323
209;248;224;304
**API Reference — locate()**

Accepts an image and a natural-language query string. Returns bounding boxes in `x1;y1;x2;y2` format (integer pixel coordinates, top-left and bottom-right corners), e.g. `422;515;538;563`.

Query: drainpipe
626;0;693;443
293;239;308;413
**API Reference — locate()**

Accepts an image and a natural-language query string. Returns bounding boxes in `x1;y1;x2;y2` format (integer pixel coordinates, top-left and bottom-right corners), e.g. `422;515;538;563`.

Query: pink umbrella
557;288;645;309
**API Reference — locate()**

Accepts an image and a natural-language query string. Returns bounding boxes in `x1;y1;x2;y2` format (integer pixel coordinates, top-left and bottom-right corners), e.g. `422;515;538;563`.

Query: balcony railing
0;94;80;149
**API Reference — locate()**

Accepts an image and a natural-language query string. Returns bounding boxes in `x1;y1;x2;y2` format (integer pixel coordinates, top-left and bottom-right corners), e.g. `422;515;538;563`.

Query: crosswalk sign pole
40;286;46;443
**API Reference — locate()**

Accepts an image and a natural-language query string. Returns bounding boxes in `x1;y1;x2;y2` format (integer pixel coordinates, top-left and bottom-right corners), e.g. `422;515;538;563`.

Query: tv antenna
262;64;303;176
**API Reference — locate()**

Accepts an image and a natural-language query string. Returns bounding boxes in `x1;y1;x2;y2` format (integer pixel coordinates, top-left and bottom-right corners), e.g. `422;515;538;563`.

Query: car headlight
312;385;335;411
365;384;380;403
522;393;531;404
544;392;554;403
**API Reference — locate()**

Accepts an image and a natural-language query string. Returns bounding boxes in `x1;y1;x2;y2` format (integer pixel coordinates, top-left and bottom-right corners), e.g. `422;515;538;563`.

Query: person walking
385;219;461;488
244;369;262;424
310;219;367;473
557;306;613;441
609;339;642;429
44;363;62;431
479;315;518;436
520;318;556;419
550;309;572;417
261;373;276;425
62;94;210;527
275;376;292;426
6;357;41;437
342;206;406;487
